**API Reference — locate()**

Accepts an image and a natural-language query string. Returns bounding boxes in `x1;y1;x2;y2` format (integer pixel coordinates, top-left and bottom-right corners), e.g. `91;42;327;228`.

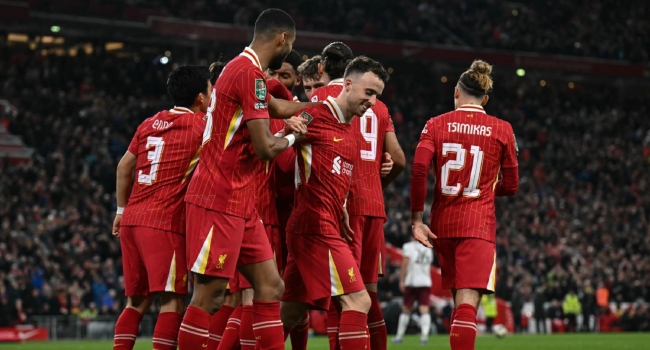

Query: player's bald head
253;8;296;40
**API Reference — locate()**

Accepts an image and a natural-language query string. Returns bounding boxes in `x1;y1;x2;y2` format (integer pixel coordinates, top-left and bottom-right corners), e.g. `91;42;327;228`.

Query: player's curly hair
284;49;302;73
321;42;353;80
209;56;227;85
297;55;321;81
343;55;389;84
167;65;210;108
458;60;493;97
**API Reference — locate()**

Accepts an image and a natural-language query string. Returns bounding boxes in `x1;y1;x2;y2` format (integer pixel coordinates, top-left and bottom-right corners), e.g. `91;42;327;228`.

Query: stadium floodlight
160;57;169;64
516;69;525;77
50;26;61;33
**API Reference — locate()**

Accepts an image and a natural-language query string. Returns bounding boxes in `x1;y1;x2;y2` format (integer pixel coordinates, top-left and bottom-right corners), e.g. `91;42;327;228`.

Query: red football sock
289;311;310;350
449;304;477;350
113;307;142;350
252;300;284;350
178;306;210;350
338;310;368;350
327;301;341;350
240;305;256;350
367;291;387;350
208;305;235;350
152;312;182;350
218;306;242;350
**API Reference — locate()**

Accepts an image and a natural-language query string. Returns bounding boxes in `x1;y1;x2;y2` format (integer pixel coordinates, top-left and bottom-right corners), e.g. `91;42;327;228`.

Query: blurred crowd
1;40;649;333
29;0;650;62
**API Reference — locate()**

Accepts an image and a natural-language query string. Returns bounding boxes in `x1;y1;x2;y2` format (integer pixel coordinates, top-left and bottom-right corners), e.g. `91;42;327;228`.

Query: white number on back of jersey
138;136;164;185
441;142;485;197
202;89;216;145
360;110;378;160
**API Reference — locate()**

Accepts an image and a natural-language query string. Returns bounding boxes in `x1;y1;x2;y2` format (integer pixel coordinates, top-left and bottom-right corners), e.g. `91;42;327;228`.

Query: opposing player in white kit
393;235;434;345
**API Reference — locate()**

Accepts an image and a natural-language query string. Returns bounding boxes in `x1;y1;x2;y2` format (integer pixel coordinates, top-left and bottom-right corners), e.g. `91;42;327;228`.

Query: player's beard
269;47;290;70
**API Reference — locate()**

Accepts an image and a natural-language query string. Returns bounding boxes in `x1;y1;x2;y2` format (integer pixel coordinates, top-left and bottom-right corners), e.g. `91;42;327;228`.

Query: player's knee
158;293;185;314
268;275;285;300
357;292;371;313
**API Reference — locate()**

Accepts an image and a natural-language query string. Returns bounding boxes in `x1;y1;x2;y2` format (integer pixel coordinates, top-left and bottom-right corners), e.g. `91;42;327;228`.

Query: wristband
284;134;296;147
274;131;284;137
116;206;125;215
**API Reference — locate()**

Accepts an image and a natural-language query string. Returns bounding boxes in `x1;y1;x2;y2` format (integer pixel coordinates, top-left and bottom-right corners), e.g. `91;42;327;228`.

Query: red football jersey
254;118;286;226
414;104;519;243
185;47;272;218
311;82;394;218
122;107;205;234
287;97;357;236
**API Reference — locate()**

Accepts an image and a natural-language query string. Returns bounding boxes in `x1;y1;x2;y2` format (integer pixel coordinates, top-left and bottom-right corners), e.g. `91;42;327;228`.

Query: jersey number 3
441;142;484;197
138;136;164;185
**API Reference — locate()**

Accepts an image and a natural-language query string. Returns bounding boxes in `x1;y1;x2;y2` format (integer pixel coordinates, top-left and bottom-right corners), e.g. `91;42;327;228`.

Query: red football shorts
282;233;365;310
348;215;386;283
120;226;188;296
185;203;273;279
403;287;431;308
433;238;497;293
265;224;285;275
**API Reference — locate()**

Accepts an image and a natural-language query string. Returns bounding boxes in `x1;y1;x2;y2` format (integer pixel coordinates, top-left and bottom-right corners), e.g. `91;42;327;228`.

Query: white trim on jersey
456;104;486;114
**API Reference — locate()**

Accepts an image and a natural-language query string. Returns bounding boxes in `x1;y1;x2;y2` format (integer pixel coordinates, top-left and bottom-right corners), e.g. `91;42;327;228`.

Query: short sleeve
402;244;414;260
502;123;519;169
127;126;140;155
416;119;436;153
236;68;272;122
294;108;320;145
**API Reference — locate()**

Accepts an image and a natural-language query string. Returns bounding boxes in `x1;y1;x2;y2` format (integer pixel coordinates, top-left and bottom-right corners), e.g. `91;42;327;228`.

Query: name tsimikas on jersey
447;122;492;136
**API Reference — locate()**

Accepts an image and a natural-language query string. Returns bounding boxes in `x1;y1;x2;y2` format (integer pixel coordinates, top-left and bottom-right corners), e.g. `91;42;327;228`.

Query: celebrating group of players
111;7;518;350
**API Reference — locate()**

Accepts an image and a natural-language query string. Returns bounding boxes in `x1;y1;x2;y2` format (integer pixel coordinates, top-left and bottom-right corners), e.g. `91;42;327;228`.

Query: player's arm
410;126;437;248
268;97;317;119
113;150;137;237
381;131;406;188
495;129;519;196
247;117;306;161
399;253;410;293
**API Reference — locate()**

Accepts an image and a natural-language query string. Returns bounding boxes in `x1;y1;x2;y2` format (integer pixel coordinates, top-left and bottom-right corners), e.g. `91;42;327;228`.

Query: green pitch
4;333;650;349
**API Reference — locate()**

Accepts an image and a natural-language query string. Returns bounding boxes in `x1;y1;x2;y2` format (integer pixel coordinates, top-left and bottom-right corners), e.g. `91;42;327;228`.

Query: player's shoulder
369;100;390;118
297;103;330;121
221;55;263;79
310;85;338;102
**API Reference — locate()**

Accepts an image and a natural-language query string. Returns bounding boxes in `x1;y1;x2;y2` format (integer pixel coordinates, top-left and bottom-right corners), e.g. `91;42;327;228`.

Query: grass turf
3;333;650;349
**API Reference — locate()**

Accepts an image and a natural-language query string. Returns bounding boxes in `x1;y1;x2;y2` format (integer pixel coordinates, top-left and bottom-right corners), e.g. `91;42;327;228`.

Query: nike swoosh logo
19;330;41;340
334;137;344;142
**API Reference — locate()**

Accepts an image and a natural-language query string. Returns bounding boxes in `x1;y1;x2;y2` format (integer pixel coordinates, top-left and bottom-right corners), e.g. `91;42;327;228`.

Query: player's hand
380;152;393;177
412;221;436;248
292;130;306;143
112;214;122;238
399;281;406;293
285;116;308;135
341;208;354;242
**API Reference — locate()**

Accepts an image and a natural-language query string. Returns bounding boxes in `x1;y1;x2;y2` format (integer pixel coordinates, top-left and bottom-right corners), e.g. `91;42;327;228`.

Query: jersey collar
240;47;262;69
457;104;486;114
328;78;344;86
170;106;194;114
324;96;346;123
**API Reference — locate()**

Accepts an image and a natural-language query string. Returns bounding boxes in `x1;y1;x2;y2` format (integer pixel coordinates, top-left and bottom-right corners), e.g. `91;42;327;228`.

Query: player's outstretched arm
381;131;406;188
268;97;317;119
113;151;137;237
247;118;305;161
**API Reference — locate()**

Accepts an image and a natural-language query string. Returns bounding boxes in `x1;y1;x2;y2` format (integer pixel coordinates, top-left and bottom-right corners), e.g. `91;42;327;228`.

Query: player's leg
209;290;241;350
418;298;432;344
239;287;255;350
181;204;243;350
114;226;151;350
153;292;185;350
237;215;284;350
360;217;388;350
279;248;311;339
393;289;415;343
448;238;496;350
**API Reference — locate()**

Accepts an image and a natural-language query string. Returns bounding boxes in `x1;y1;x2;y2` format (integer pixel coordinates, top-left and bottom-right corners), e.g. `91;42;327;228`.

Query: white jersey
402;241;433;287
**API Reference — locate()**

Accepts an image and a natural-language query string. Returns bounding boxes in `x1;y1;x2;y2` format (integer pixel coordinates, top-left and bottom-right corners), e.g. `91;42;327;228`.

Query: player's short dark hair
321;42;353;80
167;65;210;108
297;55;322;81
343;56;389;84
284;50;302;73
254;8;295;39
209;58;227;85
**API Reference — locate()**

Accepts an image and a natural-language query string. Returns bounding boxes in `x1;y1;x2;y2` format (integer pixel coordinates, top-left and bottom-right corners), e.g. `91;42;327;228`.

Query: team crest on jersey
299;111;313;125
255;79;266;100
217;254;227;269
348;267;356;282
514;133;519;155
